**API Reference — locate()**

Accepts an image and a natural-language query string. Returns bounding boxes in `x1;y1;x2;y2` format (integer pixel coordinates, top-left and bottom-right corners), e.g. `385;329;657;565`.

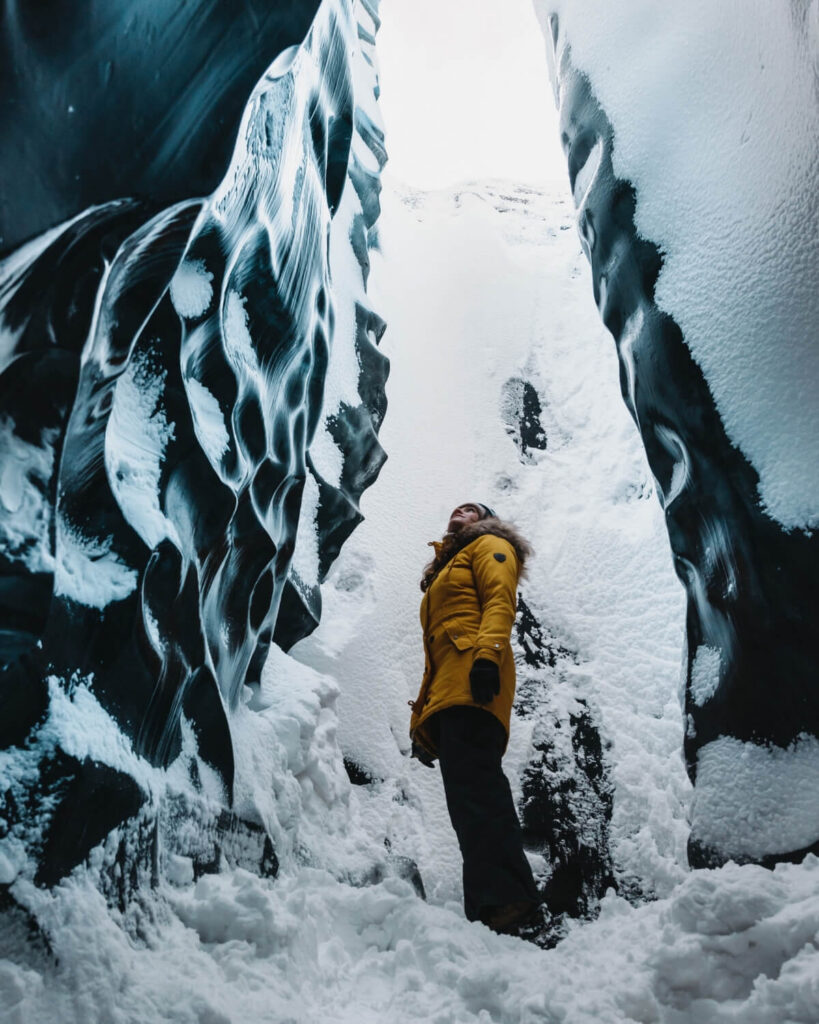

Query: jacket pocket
443;619;475;651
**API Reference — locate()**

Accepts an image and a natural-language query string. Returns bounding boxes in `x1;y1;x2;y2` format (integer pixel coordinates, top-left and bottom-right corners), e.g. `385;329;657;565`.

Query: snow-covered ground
3;180;818;1024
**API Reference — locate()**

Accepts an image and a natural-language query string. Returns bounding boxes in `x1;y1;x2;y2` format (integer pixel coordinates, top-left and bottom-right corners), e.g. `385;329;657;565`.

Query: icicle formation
537;3;819;867
0;0;387;887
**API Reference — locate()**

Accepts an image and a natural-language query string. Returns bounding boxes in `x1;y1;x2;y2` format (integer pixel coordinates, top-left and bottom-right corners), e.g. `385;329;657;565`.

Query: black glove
470;658;500;705
411;741;436;768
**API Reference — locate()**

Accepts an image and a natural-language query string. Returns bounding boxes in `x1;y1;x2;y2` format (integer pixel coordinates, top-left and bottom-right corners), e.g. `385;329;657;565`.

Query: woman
409;501;540;933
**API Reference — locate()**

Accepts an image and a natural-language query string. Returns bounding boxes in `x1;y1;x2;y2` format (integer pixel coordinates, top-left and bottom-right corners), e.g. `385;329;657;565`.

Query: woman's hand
411;741;436;768
470;658;501;704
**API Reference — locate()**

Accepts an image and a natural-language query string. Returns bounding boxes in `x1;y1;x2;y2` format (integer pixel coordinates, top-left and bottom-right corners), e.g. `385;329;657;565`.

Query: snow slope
294;179;689;901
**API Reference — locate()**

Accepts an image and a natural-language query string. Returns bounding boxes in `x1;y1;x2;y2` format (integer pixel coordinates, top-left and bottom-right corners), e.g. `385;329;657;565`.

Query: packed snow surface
4;180;818;1022
538;0;819;531
53;516;138;610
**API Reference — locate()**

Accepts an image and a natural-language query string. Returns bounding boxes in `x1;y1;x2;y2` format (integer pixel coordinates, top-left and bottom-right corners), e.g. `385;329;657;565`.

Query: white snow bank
539;0;819;531
231;645;354;866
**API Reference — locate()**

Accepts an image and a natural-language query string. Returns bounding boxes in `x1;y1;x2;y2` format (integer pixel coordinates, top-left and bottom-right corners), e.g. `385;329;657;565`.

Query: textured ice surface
0;1;323;254
0;418;55;575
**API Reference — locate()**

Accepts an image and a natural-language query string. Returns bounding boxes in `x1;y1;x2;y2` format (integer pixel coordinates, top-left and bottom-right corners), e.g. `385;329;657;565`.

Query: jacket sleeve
470;536;519;665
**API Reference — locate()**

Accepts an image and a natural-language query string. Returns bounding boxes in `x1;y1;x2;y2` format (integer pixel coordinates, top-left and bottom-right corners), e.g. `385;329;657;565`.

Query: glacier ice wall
0;0;387;887
537;1;819;866
0;1;320;254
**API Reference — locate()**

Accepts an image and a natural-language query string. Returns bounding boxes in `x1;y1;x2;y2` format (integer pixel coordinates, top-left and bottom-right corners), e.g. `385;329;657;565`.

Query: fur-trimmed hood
447;517;532;570
423;516;532;590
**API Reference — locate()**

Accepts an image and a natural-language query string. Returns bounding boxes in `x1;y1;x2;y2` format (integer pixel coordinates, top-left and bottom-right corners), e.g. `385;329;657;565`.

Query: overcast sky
375;0;568;188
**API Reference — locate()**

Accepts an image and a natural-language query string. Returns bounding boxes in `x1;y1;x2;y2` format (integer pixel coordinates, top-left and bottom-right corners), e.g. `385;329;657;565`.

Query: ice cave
1;0;817;1020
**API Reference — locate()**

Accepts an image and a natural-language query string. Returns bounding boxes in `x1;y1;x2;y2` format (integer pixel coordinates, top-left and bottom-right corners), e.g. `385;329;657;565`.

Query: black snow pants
428;705;540;922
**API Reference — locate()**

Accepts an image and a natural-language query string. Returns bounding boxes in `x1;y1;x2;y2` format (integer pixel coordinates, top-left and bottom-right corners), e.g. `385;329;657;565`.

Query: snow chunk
54;516;137;609
165;854;195;888
308;421;345;488
689;645;721;707
171;869;281;954
0;417;56;572
105;351;179;550
169;259;213;319
651;858;819;1012
223;290;259;375
692;733;819;859
288;471;320;590
185;378;230;466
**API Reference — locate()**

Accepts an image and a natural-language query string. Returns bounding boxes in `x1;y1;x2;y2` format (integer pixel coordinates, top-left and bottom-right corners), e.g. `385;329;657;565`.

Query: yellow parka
409;519;529;758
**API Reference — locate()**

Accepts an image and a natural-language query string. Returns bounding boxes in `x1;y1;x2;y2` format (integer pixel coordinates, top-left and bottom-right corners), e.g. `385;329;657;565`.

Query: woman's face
447;503;482;533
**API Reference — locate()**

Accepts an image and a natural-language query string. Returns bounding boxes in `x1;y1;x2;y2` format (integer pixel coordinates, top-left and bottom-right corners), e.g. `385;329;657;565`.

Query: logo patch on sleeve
493;552;506;562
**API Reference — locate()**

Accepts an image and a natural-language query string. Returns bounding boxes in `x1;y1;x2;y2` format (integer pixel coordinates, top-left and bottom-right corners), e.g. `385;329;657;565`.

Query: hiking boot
516;906;566;949
481;900;540;935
